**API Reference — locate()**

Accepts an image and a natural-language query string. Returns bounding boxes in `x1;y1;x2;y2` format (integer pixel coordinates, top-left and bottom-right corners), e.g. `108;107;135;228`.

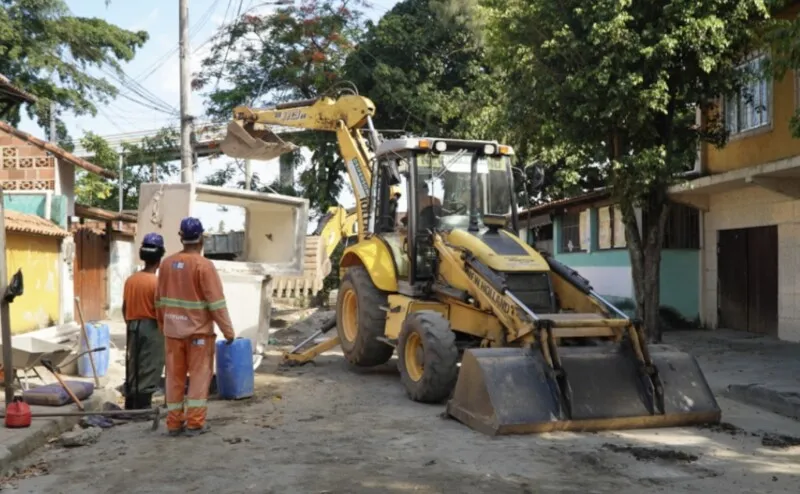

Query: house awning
669;155;800;210
0;75;36;105
4;209;69;238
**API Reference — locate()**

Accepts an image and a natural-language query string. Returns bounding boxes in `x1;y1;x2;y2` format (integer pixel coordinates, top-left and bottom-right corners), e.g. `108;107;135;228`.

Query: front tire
398;311;459;403
336;266;394;367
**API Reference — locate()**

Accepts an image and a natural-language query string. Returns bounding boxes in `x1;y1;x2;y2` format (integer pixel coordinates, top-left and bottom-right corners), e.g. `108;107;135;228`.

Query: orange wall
704;4;800;174
704;70;800;173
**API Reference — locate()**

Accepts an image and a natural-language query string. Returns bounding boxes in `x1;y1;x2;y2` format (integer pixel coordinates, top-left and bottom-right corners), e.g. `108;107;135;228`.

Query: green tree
75;128;179;210
0;0;148;142
469;0;768;341
195;0;367;216
342;0;498;139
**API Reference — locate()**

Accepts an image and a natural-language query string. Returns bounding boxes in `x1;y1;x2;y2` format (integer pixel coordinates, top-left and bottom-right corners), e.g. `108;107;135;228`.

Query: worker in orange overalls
156;217;235;437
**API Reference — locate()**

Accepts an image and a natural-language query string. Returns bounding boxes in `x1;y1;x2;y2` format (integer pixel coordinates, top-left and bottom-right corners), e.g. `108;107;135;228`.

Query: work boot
167;426;185;437
137;393;153;409
184;424;211;437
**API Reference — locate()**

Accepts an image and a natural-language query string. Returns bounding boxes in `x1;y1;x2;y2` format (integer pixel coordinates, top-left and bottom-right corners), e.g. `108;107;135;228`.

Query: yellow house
4;209;70;334
670;2;800;342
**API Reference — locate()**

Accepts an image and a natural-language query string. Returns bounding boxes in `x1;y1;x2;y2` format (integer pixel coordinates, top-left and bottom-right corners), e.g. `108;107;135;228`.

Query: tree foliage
342;0;499;139
195;0;367;216
75;128;179;210
0;0;148;140
468;0;769;340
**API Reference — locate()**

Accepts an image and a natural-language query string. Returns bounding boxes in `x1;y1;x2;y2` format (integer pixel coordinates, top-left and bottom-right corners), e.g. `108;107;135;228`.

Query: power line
135;0;224;83
212;0;245;92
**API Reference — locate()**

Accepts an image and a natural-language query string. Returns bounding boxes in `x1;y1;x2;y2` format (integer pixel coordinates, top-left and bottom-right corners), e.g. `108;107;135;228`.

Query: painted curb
0;392;110;476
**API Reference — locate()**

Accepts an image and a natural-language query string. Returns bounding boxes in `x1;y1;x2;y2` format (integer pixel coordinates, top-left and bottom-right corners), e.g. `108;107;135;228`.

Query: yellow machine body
218;94;721;436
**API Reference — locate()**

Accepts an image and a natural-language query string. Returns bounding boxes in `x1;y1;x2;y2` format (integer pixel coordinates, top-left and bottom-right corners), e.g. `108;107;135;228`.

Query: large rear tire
336;266;394;367
398;311;459;403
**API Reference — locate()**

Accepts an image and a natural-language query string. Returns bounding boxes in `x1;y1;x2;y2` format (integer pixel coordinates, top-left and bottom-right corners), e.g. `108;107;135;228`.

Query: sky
16;0;401;233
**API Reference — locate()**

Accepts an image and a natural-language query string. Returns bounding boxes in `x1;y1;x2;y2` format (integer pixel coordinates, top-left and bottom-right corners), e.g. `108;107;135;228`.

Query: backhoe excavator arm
314;205;359;258
221;94;387;242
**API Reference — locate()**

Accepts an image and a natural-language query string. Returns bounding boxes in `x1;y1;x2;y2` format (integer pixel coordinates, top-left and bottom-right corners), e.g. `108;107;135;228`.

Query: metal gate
717;226;778;335
73;227;109;321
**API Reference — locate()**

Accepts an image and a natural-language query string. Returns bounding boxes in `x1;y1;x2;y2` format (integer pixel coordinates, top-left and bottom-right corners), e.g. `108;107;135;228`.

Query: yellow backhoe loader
218;92;721;436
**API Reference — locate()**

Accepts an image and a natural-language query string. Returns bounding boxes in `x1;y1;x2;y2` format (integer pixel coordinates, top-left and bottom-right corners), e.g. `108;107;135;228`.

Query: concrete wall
5;232;61;334
701;185;800;341
136;183;309;276
0;133;57;191
553;212;700;321
2;192;68;228
107;233;136;319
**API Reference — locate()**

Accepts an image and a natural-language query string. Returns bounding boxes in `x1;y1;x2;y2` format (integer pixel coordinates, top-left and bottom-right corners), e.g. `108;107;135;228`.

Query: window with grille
641;203;700;250
560;211;585;253
724;54;770;135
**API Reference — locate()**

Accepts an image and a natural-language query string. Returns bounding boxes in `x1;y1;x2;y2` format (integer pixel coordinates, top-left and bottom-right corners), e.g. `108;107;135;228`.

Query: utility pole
179;0;193;183
49;101;57;142
245;159;252;190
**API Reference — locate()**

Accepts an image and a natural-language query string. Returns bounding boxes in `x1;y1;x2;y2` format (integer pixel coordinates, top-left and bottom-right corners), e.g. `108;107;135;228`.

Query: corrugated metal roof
4;209;69;238
518;189;610;218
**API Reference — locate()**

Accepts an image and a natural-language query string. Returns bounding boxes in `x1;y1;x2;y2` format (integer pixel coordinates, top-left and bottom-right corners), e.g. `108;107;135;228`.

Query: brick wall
703;185;800;342
0;130;56;191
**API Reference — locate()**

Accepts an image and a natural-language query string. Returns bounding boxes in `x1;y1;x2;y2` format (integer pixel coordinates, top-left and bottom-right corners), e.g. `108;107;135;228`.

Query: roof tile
4;209;69;238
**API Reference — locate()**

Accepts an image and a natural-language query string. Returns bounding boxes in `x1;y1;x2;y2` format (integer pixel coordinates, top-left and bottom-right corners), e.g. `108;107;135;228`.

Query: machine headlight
483;144;496;155
434;141;448;152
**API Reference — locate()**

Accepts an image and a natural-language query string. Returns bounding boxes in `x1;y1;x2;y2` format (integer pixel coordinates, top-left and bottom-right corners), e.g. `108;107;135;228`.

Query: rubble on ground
60;426;102;448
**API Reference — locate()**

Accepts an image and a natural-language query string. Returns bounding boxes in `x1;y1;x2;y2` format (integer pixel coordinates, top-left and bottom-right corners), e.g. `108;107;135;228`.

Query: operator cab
372;137;519;287
374;137;517;233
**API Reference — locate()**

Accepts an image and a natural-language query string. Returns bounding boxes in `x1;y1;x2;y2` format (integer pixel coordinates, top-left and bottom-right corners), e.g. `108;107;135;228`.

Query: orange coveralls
155;252;235;432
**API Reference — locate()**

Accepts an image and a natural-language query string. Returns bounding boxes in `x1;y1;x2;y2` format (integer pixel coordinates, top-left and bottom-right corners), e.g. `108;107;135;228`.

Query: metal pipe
468;152;480;232
0;188;13;406
590;290;630;319
507;291;540;321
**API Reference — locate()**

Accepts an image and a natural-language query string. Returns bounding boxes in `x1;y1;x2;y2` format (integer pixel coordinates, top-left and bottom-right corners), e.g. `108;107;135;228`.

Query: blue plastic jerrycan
215;338;254;400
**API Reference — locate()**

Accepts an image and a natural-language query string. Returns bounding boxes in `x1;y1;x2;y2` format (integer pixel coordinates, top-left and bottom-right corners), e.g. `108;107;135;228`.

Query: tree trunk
619;192;670;343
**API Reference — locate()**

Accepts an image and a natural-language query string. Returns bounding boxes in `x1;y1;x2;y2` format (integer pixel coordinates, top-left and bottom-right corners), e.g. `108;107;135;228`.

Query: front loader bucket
446;345;721;436
218;121;298;161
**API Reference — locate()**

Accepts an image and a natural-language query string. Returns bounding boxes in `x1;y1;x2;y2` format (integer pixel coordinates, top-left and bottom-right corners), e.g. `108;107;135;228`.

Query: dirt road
2;322;800;493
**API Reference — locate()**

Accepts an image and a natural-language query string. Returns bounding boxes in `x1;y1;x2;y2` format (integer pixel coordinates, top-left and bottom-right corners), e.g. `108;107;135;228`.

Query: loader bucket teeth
446;345;721;436
219;121;298;161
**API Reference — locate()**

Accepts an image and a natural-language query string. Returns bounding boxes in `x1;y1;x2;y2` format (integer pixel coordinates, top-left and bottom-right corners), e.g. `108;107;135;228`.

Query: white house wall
107;235;136;319
702;185;800;341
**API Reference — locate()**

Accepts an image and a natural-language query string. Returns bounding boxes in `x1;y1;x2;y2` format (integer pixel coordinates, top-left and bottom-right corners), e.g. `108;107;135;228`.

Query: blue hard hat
179;217;204;244
142;232;164;248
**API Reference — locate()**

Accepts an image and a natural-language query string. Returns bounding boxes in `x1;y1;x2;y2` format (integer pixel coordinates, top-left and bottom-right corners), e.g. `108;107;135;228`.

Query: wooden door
717;229;748;331
746;226;778;336
73;227;109;321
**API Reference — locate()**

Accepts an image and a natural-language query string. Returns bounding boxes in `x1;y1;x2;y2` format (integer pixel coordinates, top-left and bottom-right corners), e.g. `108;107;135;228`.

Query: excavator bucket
446;344;721;436
219;120;298;161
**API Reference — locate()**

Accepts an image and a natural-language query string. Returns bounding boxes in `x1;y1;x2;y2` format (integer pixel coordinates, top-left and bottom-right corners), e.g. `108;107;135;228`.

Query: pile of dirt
602;443;699;463
270;309;335;346
698;422;753;437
